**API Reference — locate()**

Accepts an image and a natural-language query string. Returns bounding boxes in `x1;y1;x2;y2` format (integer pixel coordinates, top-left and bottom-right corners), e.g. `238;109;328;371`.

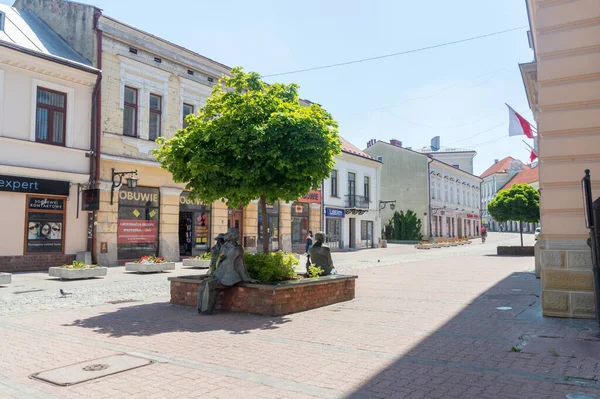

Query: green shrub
307;265;324;278
244;252;298;282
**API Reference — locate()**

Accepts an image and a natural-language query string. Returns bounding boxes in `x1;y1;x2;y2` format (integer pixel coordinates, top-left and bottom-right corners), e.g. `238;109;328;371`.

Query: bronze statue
308;232;336;275
197;228;255;315
208;233;225;275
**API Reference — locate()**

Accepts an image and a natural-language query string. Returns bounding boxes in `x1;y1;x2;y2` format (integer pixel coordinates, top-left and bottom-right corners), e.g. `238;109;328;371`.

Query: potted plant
49;261;107;280
125;255;176;273
182;252;211;268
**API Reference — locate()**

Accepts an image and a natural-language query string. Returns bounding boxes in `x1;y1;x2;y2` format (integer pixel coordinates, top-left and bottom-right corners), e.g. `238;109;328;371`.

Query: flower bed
415;238;471;249
169;274;357;316
125;255;175;274
182;253;211;269
48;261;107;280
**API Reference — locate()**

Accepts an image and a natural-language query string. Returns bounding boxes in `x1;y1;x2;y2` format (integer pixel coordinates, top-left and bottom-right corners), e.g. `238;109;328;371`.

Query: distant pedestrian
305;230;313;255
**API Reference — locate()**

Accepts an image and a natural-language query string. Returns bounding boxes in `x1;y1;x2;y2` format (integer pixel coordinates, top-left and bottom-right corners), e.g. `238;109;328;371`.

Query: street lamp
110;168;138;204
379;200;396;211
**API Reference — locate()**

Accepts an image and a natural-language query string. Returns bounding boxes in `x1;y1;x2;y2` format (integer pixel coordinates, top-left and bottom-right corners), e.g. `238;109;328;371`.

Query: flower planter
0;273;11;285
182;259;211;269
433;244;442;248
48;267;107;280
169;274;357;316
125;262;176;273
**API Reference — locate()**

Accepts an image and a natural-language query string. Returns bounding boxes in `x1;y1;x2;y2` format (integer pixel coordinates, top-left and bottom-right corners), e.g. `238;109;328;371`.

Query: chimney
494;159;499;163
431;136;440;151
390;139;402;148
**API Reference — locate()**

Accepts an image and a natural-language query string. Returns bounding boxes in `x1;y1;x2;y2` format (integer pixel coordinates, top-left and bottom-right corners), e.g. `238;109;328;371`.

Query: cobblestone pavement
1;233;599;399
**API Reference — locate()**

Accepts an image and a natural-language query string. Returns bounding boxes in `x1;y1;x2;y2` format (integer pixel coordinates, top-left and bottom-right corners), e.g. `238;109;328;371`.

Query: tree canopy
154;67;341;252
487;184;540;246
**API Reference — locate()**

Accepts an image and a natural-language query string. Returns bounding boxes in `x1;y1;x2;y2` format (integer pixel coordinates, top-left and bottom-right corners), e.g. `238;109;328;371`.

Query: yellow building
16;0;322;265
521;0;600;318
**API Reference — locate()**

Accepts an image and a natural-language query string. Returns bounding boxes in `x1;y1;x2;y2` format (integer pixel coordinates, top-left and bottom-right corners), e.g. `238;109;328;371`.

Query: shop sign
28;197;64;211
0;174;70;196
467;213;480;219
325;207;345;218
117;220;157;243
179;192;210;211
118;187;159;207
298;190;321;203
82;189;100;211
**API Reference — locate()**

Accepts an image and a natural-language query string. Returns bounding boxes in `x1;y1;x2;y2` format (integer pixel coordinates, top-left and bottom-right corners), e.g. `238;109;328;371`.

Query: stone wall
0;254;76;273
169;275;356;316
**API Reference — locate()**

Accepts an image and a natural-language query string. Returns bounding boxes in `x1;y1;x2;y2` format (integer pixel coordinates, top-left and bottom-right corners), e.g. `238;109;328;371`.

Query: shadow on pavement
346;271;600;398
65;301;291;337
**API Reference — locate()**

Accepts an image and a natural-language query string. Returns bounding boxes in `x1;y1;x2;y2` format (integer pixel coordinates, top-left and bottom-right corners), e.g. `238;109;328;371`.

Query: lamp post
581;169;600;329
110;168;139;205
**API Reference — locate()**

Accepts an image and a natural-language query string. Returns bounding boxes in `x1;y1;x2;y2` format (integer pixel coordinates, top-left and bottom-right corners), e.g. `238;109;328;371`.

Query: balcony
345;195;369;215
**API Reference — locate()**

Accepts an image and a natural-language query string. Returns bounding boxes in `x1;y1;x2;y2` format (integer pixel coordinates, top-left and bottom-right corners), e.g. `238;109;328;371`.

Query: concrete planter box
497;246;535;256
169;274;357;316
182;259;210;268
414;244;431;249
0;273;11;285
48;267;107;280
432;244;442;248
125;262;176;273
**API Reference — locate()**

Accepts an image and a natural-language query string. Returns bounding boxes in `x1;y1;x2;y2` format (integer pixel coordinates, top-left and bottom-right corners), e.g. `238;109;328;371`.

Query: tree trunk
260;194;269;254
520;221;523;247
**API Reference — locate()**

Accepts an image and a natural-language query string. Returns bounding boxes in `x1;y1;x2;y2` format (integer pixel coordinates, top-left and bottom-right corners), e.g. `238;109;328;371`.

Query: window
25;196;66;254
123;86;138;137
377;156;383;162
348;172;356;196
330;170;338;197
35;87;66;146
364;176;370;202
0;12;4;31
452;164;460;169
149;93;162;141
437;178;441;199
182;103;194;127
431;180;436;199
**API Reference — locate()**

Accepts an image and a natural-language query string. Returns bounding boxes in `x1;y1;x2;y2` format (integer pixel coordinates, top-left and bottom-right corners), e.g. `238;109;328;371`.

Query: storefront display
25;196;65;253
179;192;211;256
325;207;344;249
117;187;160;260
360;220;374;249
291;202;309;252
258;200;279;252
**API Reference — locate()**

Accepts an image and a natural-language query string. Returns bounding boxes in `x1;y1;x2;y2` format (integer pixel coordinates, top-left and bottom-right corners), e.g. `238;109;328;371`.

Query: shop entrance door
228;206;243;238
179;211;193;256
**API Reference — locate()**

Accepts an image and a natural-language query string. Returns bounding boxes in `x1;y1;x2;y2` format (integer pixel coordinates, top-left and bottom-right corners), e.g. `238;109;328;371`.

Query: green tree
154;67;341;253
487;184;540;246
384;210;423;241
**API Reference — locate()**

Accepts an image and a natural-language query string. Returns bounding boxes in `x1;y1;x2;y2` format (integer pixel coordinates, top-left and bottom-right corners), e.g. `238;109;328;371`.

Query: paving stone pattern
0;233;599;398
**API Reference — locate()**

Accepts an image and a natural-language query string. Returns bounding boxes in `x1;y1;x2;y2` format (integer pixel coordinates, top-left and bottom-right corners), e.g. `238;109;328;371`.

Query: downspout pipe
91;8;103;260
427;157;434;240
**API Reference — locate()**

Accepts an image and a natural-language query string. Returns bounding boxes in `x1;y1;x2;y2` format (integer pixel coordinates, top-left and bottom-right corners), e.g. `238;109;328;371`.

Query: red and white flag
523;140;538;162
507;104;534;139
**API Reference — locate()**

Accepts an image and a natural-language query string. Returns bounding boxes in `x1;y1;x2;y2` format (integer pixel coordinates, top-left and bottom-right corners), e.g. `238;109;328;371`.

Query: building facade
364;140;430;240
520;0;599;319
429;159;482;239
322;138;381;250
0;4;99;272
418;137;477;174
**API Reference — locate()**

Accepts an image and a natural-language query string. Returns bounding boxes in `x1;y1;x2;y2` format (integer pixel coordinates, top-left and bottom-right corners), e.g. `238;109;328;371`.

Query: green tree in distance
154;67;341;253
384;210;423;241
487;184;540;246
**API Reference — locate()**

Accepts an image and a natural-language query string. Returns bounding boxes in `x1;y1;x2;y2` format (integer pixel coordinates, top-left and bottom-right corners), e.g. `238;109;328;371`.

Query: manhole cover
31;354;153;386
511;289;522;292
83;364;109;372
497;307;512;310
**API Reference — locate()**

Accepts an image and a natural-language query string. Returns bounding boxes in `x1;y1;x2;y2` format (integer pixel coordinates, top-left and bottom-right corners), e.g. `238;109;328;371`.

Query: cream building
0;4;99;271
418;136;477;174
520;0;599;318
322;138;381;250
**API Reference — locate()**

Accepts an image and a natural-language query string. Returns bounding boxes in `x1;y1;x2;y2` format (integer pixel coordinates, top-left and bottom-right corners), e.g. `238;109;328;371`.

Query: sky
2;0;535;175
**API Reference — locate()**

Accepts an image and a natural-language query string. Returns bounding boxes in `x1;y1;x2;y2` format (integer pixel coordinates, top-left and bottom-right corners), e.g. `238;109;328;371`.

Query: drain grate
31;354;153;386
106;299;139;305
14;289;44;294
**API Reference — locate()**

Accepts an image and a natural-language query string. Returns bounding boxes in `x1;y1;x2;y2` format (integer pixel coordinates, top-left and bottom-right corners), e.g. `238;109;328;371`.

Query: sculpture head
215;233;225;245
224;228;239;243
314;232;326;244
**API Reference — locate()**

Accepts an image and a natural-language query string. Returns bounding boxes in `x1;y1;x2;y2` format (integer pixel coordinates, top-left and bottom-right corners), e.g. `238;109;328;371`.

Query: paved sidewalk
0;233;599;398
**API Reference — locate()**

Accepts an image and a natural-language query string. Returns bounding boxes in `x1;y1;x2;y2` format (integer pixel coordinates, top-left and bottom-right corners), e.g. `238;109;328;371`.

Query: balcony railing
345;194;369;209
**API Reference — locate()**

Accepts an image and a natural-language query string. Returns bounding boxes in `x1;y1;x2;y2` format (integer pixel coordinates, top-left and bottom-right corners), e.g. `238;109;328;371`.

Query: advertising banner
117;220;157;244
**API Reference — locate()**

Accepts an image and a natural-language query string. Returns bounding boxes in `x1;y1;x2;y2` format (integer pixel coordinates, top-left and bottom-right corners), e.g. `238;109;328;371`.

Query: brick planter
0;254;76;273
0;273;11;285
497;246;535;256
169;274;357;316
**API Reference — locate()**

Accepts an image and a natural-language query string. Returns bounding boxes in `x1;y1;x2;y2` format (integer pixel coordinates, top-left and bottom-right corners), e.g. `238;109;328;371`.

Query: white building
429;159;482;239
0;5;99;272
322;138;382;250
419;136;477;174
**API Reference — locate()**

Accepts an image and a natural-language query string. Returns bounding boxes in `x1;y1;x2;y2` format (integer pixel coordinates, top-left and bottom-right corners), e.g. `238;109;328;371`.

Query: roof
479;156;523;179
429;156;483;182
419;146;476;154
340;137;379;162
501;166;539;190
0;4;91;66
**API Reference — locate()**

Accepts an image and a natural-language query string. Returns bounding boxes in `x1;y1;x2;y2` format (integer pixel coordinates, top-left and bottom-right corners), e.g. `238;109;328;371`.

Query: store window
258;200;279;252
291;202;309;251
117;187;160;260
25;195;65;254
360;220;374;248
179;192;211;256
